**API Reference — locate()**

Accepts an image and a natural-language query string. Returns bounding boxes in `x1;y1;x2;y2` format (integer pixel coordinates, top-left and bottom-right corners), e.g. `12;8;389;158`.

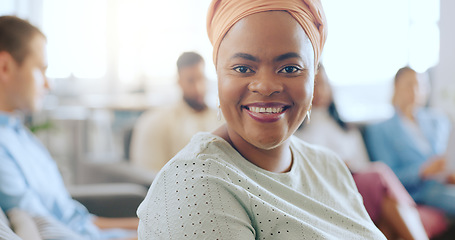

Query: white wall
433;0;455;122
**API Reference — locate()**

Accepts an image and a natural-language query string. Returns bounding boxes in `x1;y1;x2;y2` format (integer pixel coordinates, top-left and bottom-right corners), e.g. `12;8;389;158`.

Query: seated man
0;16;137;239
130;52;222;173
365;66;455;216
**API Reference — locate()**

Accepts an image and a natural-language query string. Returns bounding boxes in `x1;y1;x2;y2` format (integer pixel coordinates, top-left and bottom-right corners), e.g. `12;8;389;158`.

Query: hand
421;156;446;179
93;216;139;230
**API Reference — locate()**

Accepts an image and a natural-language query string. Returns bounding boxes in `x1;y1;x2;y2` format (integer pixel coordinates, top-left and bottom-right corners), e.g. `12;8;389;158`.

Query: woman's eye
279;66;300;74
233;66;253;73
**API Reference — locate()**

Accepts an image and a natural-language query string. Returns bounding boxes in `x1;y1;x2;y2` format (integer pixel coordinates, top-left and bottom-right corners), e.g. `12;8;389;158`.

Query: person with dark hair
295;65;366;170
176;51;204;69
0;15;138;239
130;51;221;173
295;65;437;239
137;0;386;239
366;66;455;216
176;52;208;112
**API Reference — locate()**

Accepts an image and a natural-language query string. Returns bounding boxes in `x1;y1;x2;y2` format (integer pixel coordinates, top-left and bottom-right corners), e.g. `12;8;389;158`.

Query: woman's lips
242;103;289;123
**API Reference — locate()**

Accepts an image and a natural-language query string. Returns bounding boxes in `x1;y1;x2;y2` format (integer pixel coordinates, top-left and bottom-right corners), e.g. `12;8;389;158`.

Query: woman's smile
242;102;290;123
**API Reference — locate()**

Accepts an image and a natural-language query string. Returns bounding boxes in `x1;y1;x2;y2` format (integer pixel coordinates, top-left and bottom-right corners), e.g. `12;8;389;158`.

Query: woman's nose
247;73;283;96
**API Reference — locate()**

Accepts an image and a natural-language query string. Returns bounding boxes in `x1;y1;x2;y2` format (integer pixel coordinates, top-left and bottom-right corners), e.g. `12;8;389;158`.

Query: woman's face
216;11;315;150
394;70;424;109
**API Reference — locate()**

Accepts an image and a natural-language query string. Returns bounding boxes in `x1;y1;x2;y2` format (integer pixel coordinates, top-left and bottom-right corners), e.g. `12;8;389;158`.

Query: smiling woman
215;11;315;171
137;0;386;239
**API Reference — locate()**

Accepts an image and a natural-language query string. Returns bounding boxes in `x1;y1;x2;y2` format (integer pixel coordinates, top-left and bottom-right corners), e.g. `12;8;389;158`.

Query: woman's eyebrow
230;52;258;62
274;52;302;62
229;52;302;63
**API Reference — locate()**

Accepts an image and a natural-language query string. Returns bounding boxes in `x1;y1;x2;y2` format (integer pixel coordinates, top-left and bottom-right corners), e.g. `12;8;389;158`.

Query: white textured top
137;132;385;239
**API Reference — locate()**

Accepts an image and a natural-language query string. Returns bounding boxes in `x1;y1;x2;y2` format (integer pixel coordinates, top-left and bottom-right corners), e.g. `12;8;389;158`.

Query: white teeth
248;107;284;113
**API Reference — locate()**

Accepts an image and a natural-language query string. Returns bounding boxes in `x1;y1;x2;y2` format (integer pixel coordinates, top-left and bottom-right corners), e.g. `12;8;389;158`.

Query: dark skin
213;11;315;173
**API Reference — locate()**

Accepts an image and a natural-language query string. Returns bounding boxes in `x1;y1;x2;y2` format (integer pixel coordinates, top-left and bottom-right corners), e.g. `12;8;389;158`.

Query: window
321;0;439;122
5;0;440;121
0;0;16;16
43;0;107;79
116;0;214;89
408;0;440;73
322;0;439;85
41;0;213;94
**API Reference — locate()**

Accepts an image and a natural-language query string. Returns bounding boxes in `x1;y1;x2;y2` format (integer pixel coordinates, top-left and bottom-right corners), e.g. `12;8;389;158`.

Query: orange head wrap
207;0;327;69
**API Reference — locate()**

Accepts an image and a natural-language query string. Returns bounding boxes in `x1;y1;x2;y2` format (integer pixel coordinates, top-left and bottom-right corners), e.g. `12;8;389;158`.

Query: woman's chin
246;134;287;151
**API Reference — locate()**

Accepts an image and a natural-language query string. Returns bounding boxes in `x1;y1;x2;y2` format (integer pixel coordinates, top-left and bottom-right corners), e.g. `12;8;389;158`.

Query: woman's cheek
292;78;313;105
219;75;241;102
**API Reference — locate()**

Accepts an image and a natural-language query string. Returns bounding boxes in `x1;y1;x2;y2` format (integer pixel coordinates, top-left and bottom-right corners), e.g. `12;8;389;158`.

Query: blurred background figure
295;64;445;239
0;16;138;239
295;64;369;172
130;51;222;173
366;67;455;217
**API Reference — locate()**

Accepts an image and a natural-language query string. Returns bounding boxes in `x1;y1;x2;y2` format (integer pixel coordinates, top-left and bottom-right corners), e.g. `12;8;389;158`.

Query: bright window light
38;0;439;103
322;0;409;85
42;0;107;79
410;0;440;23
409;23;439;73
0;0;15;15
322;0;440;86
117;0;213;88
320;0;439;122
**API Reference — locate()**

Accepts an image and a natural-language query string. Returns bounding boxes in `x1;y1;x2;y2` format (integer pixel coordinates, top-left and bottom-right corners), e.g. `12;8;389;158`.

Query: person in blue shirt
0;16;137;239
365;66;455;216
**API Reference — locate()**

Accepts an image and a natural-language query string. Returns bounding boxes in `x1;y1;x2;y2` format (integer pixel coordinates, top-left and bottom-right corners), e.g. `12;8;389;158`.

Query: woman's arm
137;166;255;239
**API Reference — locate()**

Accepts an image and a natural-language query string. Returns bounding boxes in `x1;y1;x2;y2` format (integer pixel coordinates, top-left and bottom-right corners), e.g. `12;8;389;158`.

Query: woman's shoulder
153;132;239;180
169;132;234;163
137;132;255;239
290;136;352;182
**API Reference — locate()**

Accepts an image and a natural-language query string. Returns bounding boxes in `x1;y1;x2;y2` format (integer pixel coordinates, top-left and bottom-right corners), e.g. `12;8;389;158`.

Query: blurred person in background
365;66;455;217
295;64;445;239
0;15;138;239
130;51;222;173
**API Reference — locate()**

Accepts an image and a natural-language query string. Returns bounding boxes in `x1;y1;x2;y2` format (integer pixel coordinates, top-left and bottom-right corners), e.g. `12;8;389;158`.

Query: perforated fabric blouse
137;132;385;239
